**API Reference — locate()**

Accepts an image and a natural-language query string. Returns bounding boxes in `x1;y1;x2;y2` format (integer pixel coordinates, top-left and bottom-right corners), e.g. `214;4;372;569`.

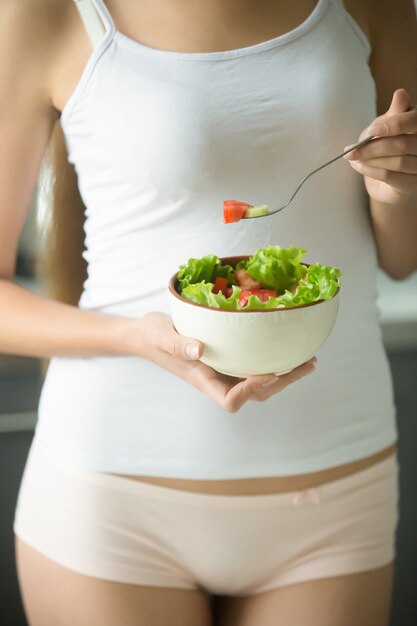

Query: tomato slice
213;276;228;295
238;289;277;307
251;289;277;302
223;205;246;224
223;200;253;224
238;290;253;307
235;269;262;290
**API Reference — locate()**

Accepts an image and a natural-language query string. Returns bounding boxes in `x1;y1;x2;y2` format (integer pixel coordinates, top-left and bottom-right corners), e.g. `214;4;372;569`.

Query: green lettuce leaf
176;246;341;311
243;245;307;293
180;283;241;310
177;255;235;291
271;264;342;308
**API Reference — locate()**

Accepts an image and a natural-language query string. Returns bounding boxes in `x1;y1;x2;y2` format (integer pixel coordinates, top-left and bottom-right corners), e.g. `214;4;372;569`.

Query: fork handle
312;134;376;174
340;134;375;157
248;104;417;219
342;103;417;158
264;135;377;217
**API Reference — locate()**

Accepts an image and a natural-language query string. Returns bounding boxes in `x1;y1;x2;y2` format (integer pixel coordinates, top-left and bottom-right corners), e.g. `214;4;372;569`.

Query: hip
14;436;399;595
109;443;398;496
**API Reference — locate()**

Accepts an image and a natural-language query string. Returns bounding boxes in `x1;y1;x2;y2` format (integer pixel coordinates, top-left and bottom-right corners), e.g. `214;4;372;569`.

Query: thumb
365;88;413;139
386;88;412;116
165;330;204;361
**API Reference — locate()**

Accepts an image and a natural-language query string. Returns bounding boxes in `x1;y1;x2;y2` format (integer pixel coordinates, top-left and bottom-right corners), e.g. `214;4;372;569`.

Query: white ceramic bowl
168;256;340;377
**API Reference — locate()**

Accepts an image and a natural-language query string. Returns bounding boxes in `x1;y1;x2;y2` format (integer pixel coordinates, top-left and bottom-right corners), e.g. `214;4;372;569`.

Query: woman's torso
34;0;397;494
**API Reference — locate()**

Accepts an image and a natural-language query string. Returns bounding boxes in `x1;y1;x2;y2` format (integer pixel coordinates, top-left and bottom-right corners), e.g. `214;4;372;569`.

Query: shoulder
0;0;73;45
0;0;73;74
0;0;80;72
0;0;91;115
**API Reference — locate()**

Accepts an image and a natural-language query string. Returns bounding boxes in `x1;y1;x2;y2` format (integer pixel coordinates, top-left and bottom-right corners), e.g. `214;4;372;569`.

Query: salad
223;199;269;223
176;245;341;311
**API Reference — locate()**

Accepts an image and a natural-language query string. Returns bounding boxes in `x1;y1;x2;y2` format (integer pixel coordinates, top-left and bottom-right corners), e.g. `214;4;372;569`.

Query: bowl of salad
168;245;341;377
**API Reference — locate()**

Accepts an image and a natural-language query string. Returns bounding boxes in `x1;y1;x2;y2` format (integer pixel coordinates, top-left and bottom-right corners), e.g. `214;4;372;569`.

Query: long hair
36;119;88;373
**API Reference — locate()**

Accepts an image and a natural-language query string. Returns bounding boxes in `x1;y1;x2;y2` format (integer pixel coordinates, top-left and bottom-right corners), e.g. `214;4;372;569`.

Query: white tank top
35;0;396;478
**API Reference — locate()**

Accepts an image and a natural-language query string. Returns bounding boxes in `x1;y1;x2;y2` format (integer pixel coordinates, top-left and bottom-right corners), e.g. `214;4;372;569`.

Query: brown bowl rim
168;256;340;314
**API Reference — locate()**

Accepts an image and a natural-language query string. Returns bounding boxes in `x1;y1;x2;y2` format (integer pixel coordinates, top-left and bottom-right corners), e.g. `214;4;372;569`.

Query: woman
2;0;416;624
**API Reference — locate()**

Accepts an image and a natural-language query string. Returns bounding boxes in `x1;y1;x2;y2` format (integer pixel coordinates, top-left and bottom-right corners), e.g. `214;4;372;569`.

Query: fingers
367;110;417;138
142;312;204;362
226;357;317;411
349;155;417;175
386;88;413;116
343;91;417;200
239;357;317;405
142;312;317;413
349;161;417;193
369;89;416;137
367;88;413;138
164;335;204;361
346;90;416;153
362;90;417;140
189;357;317;413
344;135;417;162
365;156;417;175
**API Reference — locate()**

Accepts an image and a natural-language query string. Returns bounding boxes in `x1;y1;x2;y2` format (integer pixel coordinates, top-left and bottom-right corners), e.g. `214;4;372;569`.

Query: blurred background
1;7;417;626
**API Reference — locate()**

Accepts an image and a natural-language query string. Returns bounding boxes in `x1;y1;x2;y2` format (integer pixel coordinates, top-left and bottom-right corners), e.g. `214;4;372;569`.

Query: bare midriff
109;443;396;495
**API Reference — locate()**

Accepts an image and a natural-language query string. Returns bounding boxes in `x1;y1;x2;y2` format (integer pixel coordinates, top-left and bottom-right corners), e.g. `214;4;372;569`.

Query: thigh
214;563;394;626
15;537;213;626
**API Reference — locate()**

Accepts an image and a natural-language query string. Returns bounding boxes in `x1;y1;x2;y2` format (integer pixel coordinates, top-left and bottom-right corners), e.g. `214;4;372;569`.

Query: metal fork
243;104;417;219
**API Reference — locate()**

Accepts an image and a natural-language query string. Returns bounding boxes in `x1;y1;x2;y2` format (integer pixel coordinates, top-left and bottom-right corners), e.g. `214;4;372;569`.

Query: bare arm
0;0;131;358
0;279;137;358
344;0;417;279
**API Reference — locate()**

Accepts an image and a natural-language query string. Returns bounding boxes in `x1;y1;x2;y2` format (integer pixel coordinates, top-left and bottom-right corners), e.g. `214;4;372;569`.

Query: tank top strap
73;0;116;48
328;0;370;54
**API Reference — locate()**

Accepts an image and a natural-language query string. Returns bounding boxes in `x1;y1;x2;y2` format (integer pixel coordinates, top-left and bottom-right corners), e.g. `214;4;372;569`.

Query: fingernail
349;160;362;169
367;122;388;136
262;377;277;387
343;144;355;159
185;343;199;359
